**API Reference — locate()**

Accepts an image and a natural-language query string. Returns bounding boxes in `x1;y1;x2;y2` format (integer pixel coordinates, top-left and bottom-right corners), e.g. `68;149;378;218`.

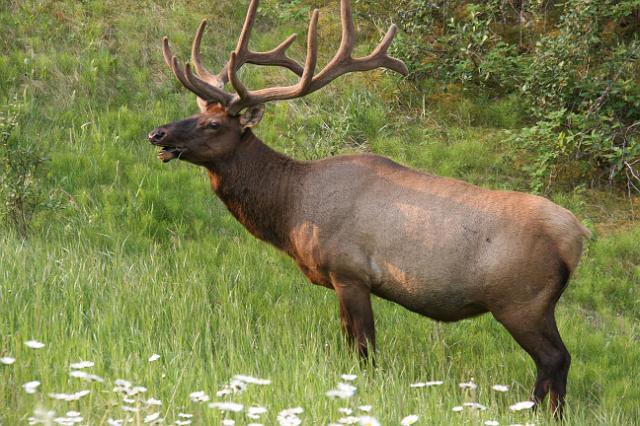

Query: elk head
148;0;408;166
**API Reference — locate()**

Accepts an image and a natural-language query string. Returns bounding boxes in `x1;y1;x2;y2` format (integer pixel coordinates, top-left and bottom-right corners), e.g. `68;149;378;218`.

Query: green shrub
0;97;48;235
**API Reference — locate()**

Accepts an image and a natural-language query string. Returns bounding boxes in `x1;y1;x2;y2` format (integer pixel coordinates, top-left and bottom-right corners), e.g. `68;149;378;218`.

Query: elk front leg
331;276;375;359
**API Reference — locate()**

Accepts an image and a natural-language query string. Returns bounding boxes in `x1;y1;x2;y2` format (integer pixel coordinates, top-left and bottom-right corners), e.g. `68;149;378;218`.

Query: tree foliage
378;0;640;193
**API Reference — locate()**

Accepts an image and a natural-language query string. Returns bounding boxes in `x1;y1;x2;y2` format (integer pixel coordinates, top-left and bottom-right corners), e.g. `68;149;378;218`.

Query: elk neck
204;129;302;252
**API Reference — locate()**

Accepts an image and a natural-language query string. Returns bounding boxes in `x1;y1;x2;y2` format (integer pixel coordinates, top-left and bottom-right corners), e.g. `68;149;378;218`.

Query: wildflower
509;401;535;411
25;340;45;349
69;370;104;383
175;421;192;426
144;412;161;423
222;420;235;426
189;391;210;403
232;374;272;385
53;414;83;425
217;379;247;396
327;382;357;399
358;416;381;426
178;413;193;418
122;406;139;413
492;384;510;392
463;402;487;410
410;381;443;388
208;402;244;412
70;361;94;369
145;398;162;406
23;381;41;394
341;374;357;381
277;407;303;426
148;354;160;362
247;406;267;419
401;414;419;425
27;408;56;425
358;405;372;412
107;420;123;426
65;412;81;418
459;381;477;390
339;416;360;424
0;356;16;365
48;390;90;401
485;421;500;426
452;406;464;412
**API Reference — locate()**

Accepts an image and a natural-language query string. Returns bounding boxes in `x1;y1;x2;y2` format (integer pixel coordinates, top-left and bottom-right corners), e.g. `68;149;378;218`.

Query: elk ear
239;104;265;130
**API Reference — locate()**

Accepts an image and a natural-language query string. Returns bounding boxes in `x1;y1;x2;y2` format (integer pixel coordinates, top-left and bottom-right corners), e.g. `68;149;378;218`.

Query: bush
0;97;48;235
382;0;640;193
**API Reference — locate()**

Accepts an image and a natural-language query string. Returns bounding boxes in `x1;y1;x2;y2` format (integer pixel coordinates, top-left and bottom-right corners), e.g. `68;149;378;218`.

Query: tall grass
1;1;639;425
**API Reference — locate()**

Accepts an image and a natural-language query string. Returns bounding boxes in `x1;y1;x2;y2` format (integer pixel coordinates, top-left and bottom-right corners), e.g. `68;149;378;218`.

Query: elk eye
208;121;220;130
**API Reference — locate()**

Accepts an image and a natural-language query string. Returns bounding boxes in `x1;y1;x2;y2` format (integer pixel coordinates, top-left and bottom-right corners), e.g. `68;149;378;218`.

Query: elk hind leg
493;304;570;418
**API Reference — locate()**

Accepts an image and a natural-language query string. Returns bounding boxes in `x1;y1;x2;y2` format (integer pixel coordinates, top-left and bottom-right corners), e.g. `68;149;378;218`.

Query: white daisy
189;391;210;402
143;412;161;423
509;401;535;411
338;416;360;424
459;381;477;390
69;370;104;383
401;414;419;425
70;361;94;369
145;398;162;406
0;356;16;365
339;408;353;415
107;419;123;426
48;390;90;401
492;384;510;392
341;374;357;381
148;354;160;362
463;402;487;410
358;416;381;426
327;382;357;399
485;421;500;426
232;374;271;385
25;340;45;349
175;421;192;426
452;406;464;412
208;402;244;412
222;420;235;426
247;406;267;419
23;381;40;394
358;406;372;412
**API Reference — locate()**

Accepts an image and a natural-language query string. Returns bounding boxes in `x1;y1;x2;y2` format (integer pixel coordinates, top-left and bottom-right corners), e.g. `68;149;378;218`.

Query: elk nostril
149;129;167;142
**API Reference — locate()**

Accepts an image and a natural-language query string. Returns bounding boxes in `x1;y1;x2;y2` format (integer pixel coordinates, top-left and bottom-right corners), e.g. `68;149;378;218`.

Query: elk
148;0;590;417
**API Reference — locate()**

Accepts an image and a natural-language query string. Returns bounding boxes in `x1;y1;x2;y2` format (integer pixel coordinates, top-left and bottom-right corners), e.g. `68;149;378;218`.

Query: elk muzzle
148;127;182;163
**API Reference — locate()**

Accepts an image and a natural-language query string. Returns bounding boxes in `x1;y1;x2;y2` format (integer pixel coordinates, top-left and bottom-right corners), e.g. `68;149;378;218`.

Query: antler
162;0;408;115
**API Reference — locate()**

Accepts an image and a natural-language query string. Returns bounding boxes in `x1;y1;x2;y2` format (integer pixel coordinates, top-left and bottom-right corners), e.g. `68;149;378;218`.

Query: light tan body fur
288;154;588;322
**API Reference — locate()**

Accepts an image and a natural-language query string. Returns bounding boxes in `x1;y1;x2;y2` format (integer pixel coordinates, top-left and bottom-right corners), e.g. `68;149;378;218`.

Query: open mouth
157;146;183;163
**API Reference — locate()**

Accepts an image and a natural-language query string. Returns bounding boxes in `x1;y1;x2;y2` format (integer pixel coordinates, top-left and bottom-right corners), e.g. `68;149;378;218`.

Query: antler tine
191;20;225;89
228;9;320;115
217;0;304;84
184;62;234;105
226;0;407;114
163;37;231;106
337;0;355;60
308;0;408;92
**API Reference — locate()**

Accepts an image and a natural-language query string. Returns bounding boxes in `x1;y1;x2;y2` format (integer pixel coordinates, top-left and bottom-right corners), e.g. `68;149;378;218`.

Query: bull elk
147;0;590;417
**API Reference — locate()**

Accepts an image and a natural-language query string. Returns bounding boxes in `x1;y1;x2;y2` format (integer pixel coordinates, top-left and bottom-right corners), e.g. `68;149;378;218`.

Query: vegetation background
1;0;639;424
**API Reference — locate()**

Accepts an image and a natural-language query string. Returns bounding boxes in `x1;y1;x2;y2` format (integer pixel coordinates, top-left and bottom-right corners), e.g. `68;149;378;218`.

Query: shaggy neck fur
205;129;302;252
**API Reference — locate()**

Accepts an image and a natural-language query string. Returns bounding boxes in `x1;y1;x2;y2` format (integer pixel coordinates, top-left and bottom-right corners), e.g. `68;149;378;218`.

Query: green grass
1;1;639;425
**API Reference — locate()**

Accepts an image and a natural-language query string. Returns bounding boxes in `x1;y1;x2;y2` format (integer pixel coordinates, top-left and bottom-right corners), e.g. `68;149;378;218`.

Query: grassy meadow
1;0;639;425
